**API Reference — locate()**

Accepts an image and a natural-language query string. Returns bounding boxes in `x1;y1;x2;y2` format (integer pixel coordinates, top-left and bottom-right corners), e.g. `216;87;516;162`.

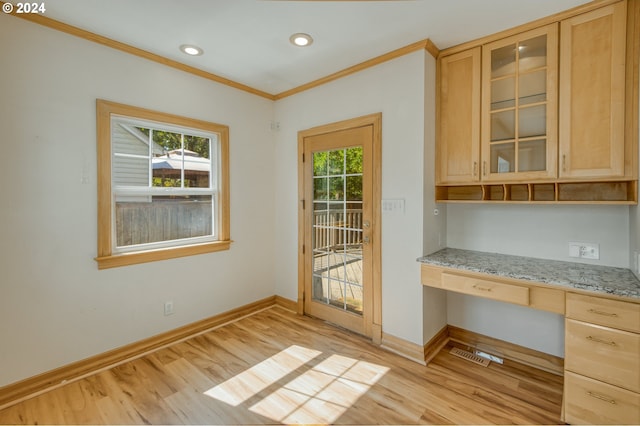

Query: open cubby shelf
436;180;638;204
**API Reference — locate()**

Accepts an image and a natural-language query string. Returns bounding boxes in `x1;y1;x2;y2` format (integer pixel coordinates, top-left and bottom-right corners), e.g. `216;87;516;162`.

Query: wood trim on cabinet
626;0;640;180
0;296;280;411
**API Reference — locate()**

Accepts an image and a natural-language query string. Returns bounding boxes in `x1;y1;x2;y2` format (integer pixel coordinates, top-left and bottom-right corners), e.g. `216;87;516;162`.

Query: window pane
345;147;363;174
329;176;344;200
313;152;328;177
328;150;344;175
115;195;213;247
346;175;362;201
314;177;328;200
113;155;148;187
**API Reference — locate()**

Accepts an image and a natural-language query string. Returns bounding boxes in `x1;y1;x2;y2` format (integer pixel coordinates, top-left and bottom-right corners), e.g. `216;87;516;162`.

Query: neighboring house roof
152;149;210;173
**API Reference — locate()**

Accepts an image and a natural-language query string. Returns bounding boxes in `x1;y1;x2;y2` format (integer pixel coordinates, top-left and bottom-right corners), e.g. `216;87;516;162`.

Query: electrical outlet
568;242;599;260
164;301;174;316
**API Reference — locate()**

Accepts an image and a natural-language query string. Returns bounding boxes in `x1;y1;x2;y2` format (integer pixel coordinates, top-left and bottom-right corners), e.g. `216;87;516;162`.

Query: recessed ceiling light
180;44;204;56
289;33;313;47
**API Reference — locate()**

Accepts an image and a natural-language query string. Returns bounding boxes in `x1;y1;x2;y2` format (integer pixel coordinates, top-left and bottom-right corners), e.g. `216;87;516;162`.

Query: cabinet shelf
436;180;638;204
490;93;547;110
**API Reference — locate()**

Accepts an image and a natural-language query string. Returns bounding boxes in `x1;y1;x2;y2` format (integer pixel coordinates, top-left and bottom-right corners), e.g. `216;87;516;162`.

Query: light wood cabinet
564;371;640;425
564;292;640;425
559;2;628;179
436;47;481;184
481;24;558;182
434;0;638;204
421;261;640;425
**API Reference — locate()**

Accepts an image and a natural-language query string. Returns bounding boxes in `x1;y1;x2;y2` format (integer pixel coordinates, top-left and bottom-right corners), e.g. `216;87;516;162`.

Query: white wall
445;193;631;357
273;51;436;346
0;15;276;387
422;54;448;343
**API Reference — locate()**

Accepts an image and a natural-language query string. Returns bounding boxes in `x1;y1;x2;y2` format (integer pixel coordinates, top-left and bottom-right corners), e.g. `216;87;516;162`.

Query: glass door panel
482;24;557;179
518;139;546;172
518;105;546;138
518;35;547;72
490;143;515;173
490;110;515;141
491;77;515;110
491;44;516;78
312;147;363;315
519;70;546;105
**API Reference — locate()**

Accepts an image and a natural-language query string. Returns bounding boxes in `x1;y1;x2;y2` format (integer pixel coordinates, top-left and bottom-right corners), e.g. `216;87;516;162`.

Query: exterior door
298;114;381;339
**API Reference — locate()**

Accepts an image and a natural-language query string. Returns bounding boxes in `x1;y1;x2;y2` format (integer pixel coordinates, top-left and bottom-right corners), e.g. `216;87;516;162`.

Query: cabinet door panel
565;318;640;392
481;24;558;182
437;47;481;184
559;2;627;178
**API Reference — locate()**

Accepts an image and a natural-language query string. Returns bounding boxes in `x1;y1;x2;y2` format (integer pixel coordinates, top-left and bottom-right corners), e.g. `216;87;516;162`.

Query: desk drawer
564;371;640;425
565;319;640;392
566;292;640;333
440;273;529;306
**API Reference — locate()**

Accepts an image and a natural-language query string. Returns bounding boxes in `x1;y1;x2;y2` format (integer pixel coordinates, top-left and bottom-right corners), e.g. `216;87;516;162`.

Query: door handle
363;220;370;229
363;236;370;244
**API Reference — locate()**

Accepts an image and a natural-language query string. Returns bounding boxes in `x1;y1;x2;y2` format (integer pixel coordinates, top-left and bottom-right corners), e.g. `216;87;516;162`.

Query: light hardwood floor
0;306;563;424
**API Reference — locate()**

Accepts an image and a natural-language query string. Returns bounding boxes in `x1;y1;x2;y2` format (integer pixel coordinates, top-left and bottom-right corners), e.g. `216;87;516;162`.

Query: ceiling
42;0;592;96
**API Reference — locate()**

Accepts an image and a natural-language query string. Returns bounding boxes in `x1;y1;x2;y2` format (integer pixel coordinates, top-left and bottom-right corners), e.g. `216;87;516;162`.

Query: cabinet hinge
302;244;305;254
302;153;305;162
301;199;305;210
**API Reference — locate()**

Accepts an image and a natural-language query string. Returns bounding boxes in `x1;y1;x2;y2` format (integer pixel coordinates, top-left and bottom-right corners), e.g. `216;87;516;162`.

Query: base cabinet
564;293;640;425
564;371;640;425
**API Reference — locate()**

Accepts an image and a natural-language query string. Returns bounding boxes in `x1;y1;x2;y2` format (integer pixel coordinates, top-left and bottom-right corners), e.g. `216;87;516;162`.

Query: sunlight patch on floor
203;345;322;406
204;346;389;423
249;353;389;424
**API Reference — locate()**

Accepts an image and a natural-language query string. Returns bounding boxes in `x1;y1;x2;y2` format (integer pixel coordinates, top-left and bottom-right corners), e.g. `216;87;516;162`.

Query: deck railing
313;209;363;251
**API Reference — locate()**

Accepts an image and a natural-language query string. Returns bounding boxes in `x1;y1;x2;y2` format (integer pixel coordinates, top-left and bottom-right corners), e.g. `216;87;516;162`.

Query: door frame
297;113;382;343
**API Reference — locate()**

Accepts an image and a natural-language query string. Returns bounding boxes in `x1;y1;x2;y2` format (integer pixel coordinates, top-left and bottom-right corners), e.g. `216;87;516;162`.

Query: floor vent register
449;347;491;367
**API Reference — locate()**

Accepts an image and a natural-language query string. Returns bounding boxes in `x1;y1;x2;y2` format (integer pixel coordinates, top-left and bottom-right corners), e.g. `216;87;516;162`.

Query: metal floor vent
449;347;491;367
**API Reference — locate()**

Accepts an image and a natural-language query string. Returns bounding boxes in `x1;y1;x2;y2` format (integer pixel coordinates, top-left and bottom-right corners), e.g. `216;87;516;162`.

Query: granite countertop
418;247;640;300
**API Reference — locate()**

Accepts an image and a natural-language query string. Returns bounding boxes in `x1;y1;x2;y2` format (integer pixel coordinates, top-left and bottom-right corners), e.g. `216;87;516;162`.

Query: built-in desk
418;248;640;425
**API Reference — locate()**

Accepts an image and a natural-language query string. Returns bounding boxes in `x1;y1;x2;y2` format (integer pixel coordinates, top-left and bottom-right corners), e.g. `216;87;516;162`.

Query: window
96;100;230;269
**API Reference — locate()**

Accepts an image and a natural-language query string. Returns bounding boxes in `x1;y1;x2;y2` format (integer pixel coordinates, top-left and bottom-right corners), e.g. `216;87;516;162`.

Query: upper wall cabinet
481;24;558;182
436;47;481;184
559;2;627;179
435;0;638;204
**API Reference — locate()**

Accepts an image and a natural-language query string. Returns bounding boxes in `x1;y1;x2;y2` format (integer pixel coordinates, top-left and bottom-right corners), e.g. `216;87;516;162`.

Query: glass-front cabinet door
481;24;558;181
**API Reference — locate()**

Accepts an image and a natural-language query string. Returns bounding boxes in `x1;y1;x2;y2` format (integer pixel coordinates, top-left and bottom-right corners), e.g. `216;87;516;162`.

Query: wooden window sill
95;240;232;269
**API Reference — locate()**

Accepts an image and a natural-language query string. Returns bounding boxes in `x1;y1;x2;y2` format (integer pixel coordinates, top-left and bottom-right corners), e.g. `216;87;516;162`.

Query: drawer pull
586;391;616;405
472;284;492;292
586;336;617;346
587;308;618;317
